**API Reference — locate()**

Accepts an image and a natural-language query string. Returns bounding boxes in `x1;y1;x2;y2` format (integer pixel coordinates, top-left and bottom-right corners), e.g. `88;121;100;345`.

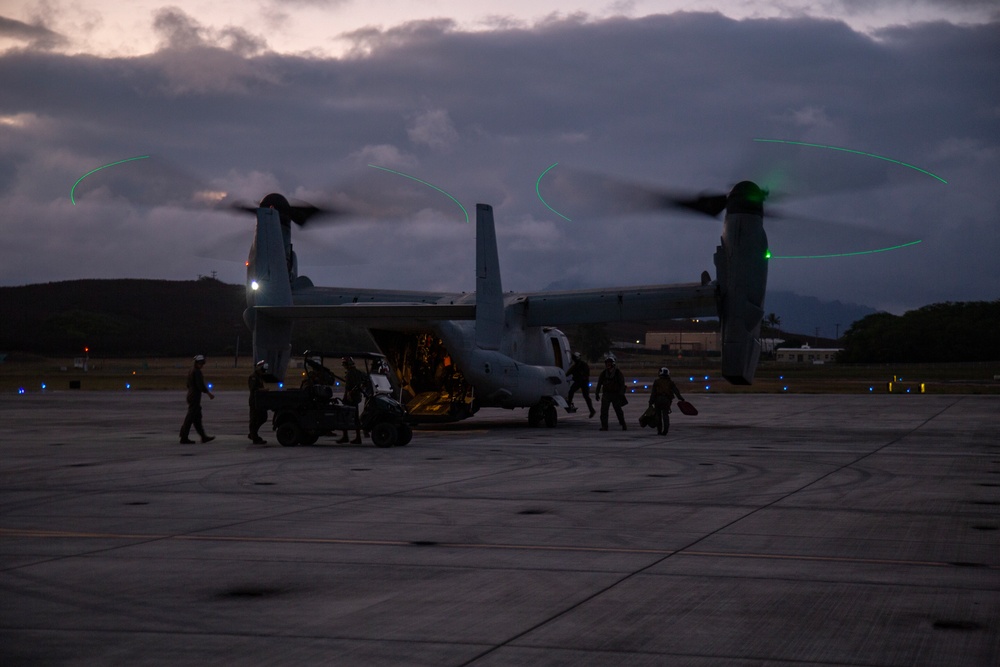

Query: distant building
645;330;721;355
775;344;843;364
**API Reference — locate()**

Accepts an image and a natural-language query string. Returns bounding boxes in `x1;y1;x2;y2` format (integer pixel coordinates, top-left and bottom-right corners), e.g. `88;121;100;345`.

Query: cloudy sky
1;0;998;317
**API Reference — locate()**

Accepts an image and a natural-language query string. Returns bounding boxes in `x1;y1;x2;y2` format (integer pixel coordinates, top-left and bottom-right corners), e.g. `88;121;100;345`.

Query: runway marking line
3;527;993;569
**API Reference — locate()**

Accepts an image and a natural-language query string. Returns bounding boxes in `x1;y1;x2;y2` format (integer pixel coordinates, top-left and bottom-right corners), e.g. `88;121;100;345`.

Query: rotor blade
537;166;728;220
765;206;920;258
223;199;355;227
195;225;366;267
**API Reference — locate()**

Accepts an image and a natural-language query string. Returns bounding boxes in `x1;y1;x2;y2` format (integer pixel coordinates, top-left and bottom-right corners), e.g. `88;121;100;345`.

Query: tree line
838;300;1000;363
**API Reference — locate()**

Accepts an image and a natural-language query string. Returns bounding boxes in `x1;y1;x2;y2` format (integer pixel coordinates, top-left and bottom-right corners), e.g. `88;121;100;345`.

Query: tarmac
1;390;998;666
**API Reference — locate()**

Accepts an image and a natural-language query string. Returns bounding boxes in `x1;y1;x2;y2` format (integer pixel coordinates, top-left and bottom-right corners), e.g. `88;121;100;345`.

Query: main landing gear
527;401;558;428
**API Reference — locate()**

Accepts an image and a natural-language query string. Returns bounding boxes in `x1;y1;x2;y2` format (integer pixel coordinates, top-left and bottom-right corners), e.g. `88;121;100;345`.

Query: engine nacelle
245;205;294;379
714;181;769;385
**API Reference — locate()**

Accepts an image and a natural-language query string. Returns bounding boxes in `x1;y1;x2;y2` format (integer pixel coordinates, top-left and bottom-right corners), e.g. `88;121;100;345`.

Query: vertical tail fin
475;203;504;350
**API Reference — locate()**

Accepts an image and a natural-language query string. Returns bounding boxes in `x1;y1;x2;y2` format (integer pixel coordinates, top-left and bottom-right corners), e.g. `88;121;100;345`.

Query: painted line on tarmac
4;527;993;569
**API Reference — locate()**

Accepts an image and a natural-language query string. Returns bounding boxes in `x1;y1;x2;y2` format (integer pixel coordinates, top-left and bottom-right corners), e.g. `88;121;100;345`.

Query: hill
0;278;376;359
0;278;247;358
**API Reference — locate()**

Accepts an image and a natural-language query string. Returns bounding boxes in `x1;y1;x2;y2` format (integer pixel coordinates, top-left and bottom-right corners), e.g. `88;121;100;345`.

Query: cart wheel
395;424;413;446
299;431;319;446
275;421;301;447
371;421;398;448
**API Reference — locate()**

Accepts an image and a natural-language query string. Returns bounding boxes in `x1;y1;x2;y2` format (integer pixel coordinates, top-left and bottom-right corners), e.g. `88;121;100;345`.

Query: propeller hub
258;193;293;225
727;181;766;216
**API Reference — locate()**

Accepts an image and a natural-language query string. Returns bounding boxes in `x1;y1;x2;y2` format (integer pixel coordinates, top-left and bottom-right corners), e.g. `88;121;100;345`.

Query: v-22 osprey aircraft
243;182;768;426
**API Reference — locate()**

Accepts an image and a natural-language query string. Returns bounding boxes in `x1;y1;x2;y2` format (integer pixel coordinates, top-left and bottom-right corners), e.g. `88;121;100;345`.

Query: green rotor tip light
753;139;947;184
367;164;469;223
771;240;923;259
70;155;151;204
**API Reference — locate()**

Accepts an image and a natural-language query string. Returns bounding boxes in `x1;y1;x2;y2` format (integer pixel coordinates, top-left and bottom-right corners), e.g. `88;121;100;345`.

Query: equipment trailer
257;352;412;448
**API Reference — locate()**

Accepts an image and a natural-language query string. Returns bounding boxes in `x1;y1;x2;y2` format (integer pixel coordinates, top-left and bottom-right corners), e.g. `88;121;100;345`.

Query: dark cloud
0;10;997;314
0;14;67;50
153;7;267;56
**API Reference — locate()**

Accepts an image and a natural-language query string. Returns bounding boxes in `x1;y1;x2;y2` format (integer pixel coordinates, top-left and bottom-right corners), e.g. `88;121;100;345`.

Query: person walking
180;354;215;444
566;351;596;418
248;360;269;444
594;354;627;431
649;367;684;435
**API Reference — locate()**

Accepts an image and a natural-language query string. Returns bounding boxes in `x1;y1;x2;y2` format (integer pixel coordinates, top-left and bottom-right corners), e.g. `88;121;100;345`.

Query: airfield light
18;387;25;394
705;385;711;391
41;383;47;391
207;383;214;390
126;383;132;390
278;382;284;389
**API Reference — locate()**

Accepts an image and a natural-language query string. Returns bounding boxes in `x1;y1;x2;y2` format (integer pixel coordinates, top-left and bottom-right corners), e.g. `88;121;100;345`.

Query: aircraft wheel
527;404;543;427
544;405;558;428
371;421;398;448
395;424;413;446
275;421;302;447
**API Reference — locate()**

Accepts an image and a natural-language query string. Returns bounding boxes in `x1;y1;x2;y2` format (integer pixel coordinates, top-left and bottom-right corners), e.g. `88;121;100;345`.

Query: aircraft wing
519;282;717;326
257;302;476;322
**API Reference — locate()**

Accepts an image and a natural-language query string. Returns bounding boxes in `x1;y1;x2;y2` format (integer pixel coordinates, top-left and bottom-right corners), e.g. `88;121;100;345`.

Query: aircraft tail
475;203;504;350
243;206;293;379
